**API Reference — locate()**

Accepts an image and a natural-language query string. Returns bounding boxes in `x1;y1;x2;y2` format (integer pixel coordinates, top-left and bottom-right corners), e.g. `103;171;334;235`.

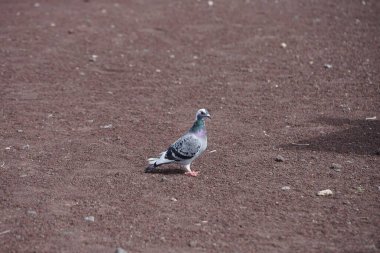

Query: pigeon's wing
165;133;201;162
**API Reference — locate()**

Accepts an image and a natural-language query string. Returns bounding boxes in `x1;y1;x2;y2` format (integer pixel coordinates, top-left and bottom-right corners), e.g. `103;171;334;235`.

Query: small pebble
34;2;40;7
207;1;214;6
324;63;333;69
188;240;198;247
27;210;37;216
115;247;127;253
330;163;342;171
280;42;287;48
160;176;168;182
100;124;113;129
356;186;364;193
170;197;178;202
281;186;291;191
84;216;95;222
89;54;98;62
317;189;333;196
275;155;285;162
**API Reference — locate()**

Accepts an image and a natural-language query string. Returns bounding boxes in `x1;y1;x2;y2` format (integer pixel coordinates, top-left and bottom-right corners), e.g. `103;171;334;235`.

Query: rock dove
145;108;211;177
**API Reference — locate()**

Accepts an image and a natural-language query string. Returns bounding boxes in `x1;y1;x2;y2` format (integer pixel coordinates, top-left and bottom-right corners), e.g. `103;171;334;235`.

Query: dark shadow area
280;117;380;155
146;168;185;175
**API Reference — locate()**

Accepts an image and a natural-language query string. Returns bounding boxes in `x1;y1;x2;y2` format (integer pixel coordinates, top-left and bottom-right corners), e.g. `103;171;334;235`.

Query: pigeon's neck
190;119;206;135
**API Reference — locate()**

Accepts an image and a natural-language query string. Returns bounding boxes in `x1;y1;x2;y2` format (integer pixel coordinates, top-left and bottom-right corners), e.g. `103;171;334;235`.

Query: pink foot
185;171;199;177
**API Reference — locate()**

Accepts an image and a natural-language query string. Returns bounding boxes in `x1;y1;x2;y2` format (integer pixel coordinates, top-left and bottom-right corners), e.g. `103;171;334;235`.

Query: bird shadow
280;117;380;155
147;167;185;175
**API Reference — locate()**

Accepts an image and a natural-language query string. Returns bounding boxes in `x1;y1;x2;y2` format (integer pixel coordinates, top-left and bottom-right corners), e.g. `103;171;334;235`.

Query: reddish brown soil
1;0;379;252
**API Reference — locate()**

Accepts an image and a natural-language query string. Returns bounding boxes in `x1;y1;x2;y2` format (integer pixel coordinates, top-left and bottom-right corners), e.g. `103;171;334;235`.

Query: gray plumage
145;109;211;176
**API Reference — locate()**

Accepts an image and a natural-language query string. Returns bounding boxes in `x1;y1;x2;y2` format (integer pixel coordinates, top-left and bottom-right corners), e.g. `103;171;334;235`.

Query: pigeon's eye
200;111;205;115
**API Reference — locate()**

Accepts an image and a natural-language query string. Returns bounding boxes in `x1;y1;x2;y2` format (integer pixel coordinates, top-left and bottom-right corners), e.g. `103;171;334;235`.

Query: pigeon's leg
184;164;199;177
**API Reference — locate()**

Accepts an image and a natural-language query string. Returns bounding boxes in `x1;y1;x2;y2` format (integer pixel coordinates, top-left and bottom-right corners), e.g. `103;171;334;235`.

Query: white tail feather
148;157;158;165
147;151;167;165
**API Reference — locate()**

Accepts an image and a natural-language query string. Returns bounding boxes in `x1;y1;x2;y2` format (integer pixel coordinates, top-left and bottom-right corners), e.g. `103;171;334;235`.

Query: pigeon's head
196;108;211;120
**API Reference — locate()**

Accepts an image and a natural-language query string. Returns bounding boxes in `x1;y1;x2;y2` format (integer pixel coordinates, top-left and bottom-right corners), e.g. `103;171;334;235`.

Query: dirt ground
1;0;379;252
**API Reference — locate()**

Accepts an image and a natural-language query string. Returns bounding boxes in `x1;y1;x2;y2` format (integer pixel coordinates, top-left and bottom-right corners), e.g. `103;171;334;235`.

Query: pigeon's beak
206;114;211;119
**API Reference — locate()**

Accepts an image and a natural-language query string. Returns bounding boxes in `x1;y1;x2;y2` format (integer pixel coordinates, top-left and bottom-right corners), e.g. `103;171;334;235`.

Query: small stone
5;146;11;150
50;22;56;27
155;69;161;73
281;186;291;191
160;176;168;182
34;2;40;7
207;1;214;6
356;186;365;193
27;210;37;216
84;216;95;222
317;189;333;196
280;42;287;48
188;240;198;247
170;197;178;202
89;54;98;62
100;124;112;129
324;63;333;69
275;155;285;162
330;163;342;171
17;129;23;133
115;247;127;253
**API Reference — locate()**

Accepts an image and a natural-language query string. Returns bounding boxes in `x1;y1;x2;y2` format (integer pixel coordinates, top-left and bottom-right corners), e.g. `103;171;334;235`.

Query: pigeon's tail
145;151;173;173
145;157;158;173
145;152;164;173
147;157;159;165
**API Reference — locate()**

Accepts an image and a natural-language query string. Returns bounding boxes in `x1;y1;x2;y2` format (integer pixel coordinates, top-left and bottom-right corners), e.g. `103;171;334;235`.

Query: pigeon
145;108;211;177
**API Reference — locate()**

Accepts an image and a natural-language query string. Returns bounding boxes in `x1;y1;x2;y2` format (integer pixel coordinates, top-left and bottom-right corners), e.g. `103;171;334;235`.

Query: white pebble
90;55;98;62
317;189;333;196
34;2;40;7
324;63;333;69
100;124;113;129
84;216;95;222
208;0;214;6
280;42;287;48
170;197;178;202
281;186;291;191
